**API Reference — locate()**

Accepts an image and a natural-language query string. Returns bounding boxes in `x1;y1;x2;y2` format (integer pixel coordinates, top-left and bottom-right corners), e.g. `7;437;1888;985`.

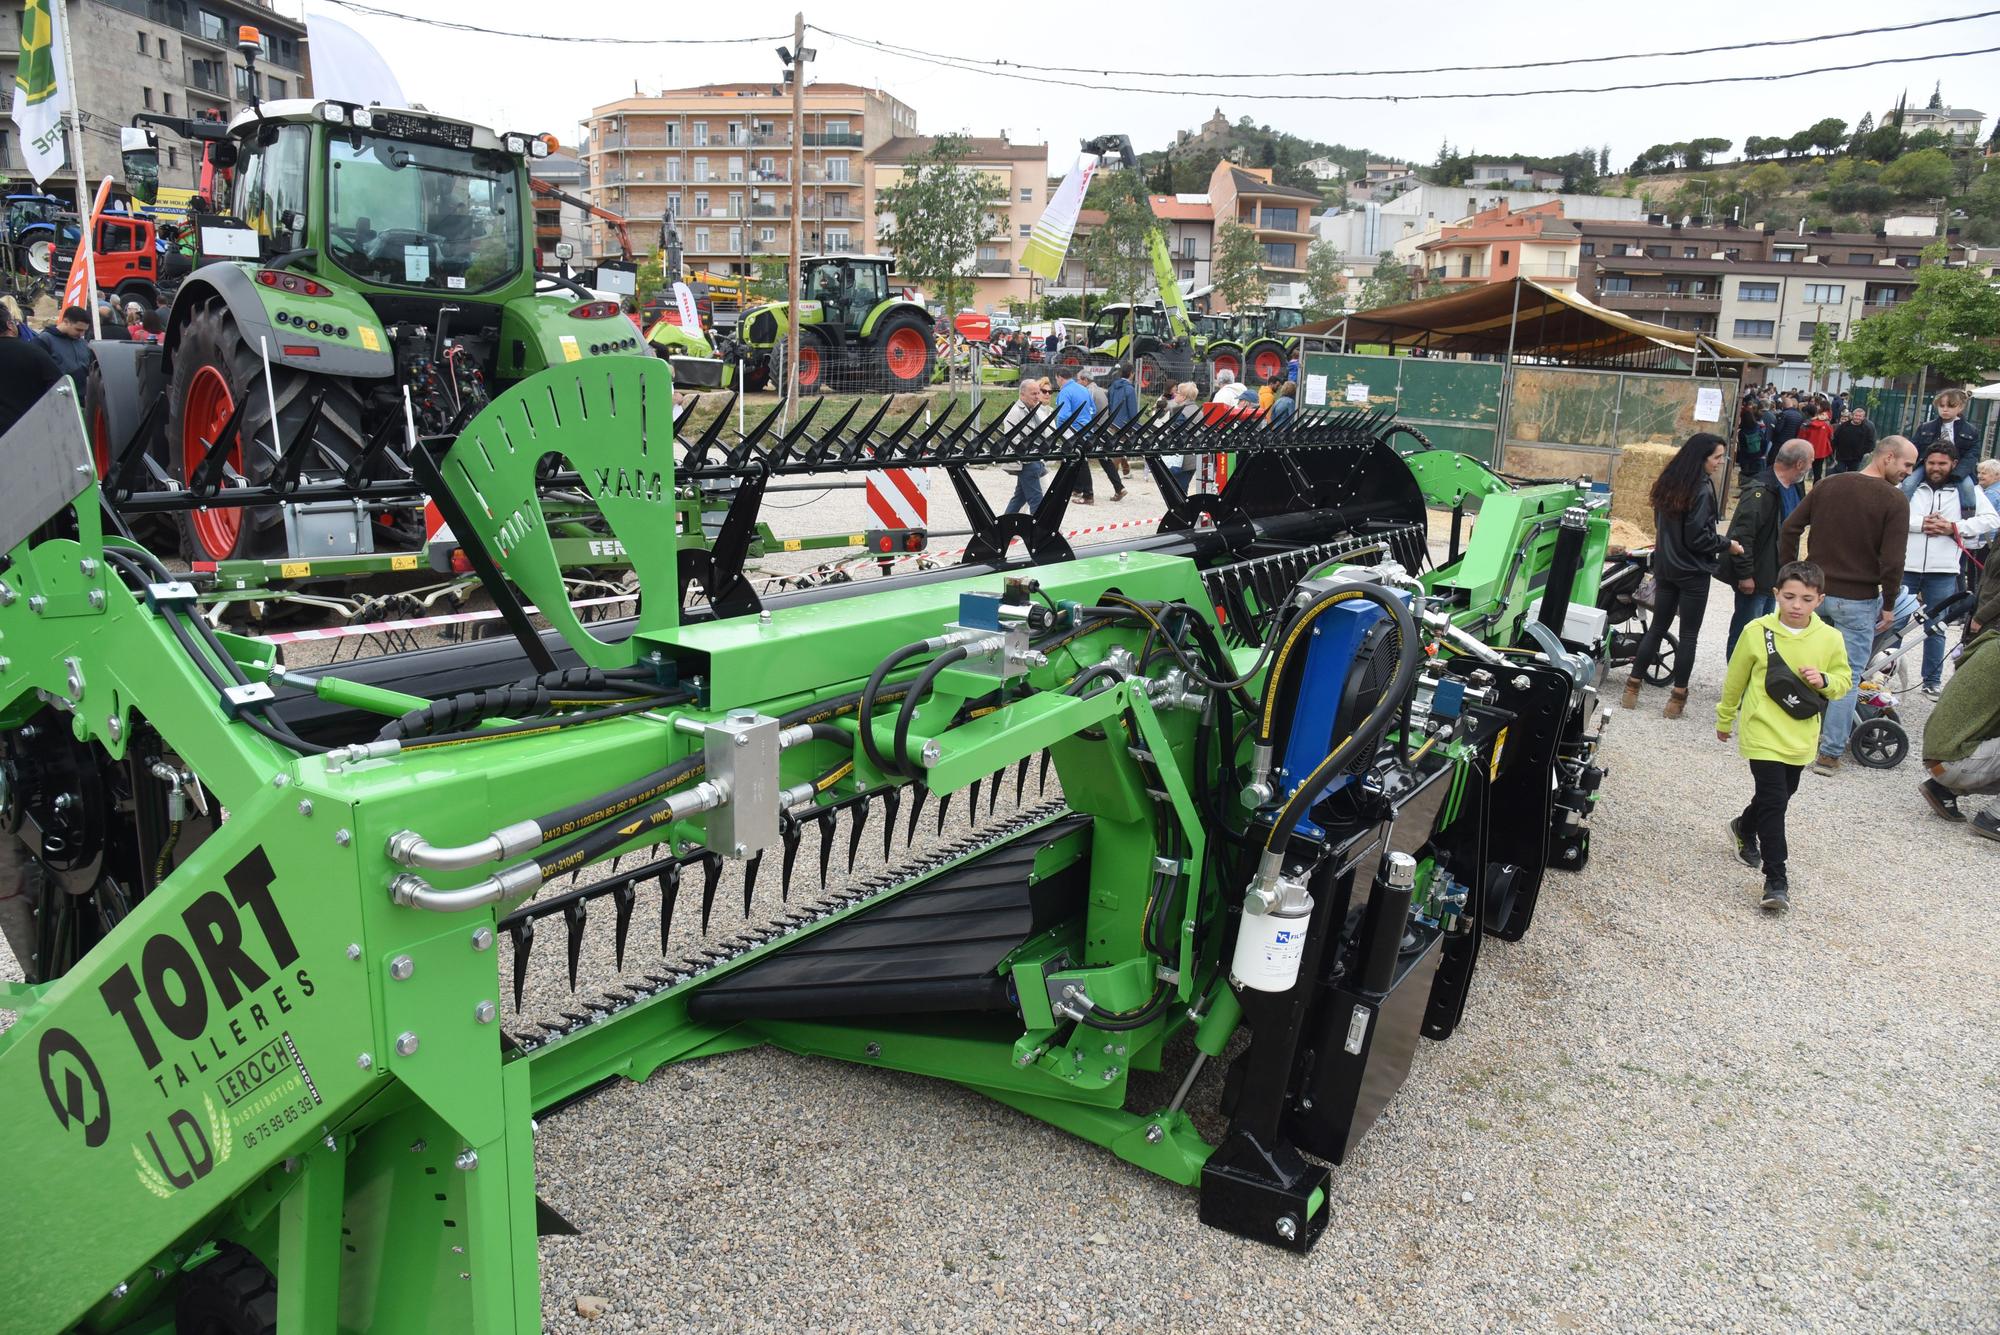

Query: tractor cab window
811;261;883;332
325;132;523;294
1265;306;1303;331
1131;308;1165;338
230;123;311;254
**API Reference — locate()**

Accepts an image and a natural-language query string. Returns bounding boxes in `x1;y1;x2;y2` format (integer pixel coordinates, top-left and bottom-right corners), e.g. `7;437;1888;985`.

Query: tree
748;258;788;302
1741;162;1791;210
1742;135;1777;160
1686;137;1732;169
1843;242;2000;383
1211;220;1269;311
873;135;992;320
1928;81;1944;112
1599;144;1611;176
1302;239;1346;320
1354;250;1414;312
1880;147;1955;199
1806;118;1849;155
1078;179;1154;307
1807;318;1841;389
1848;111;1875;156
1785;129;1816;157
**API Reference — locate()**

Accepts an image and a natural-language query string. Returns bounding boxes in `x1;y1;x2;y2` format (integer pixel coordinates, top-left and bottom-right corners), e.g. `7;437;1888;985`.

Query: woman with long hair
1623;431;1741;718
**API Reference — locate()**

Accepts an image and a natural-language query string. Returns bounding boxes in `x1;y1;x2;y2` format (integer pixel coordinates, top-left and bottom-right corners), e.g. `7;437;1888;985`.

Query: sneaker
1972;809;2000;842
1727;817;1761;868
1810;754;1841;777
1921;778;1965;823
1920;684;1942;700
1760;876;1790;912
1111;488;1128;501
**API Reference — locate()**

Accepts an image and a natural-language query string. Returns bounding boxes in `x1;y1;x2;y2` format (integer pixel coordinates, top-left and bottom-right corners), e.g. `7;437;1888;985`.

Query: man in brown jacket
1779;435;1918;774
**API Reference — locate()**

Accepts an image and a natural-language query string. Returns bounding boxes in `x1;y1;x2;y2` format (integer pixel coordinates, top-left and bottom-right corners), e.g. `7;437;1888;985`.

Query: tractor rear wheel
795;329;828;392
175;1243;278;1335
1137;354;1171;396
84;362;176;548
1205;344;1243;385
874;311;935;389
1244;339;1287;385
163;298;369;562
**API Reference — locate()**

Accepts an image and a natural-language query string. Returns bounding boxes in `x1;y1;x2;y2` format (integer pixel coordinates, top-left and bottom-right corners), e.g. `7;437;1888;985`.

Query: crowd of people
1627;390;2000;910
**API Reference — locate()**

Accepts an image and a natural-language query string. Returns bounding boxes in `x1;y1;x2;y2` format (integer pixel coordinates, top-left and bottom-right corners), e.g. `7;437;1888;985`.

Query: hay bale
1610;441;1678;543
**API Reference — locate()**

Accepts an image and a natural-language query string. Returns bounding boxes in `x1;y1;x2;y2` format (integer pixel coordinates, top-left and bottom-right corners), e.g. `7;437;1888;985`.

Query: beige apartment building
580;82;918;274
865;135;1048;312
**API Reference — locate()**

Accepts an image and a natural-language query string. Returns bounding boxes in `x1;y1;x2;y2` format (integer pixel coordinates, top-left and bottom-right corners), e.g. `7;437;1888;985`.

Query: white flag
1023;153;1099;282
11;0;71;185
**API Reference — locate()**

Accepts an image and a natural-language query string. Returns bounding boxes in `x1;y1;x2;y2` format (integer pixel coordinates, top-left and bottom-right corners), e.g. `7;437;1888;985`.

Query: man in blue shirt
1053;365;1095;432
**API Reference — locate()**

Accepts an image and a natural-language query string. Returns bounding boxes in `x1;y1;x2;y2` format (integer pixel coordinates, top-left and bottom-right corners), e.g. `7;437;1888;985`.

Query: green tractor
1198;309;1300;388
90;93;651;564
1055;300;1196;394
724;254;936;393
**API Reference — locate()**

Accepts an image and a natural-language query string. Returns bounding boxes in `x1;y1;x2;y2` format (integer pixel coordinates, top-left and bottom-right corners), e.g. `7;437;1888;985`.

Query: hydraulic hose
857;640;929;779
1258;583;1420;863
892;646;969;778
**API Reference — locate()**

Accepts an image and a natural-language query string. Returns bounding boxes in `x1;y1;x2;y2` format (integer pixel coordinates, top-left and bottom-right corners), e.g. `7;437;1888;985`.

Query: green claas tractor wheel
163;299;368;561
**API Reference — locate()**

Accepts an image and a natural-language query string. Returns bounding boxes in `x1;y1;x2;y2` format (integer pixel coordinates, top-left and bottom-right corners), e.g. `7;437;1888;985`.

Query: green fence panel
1299;351;1503;463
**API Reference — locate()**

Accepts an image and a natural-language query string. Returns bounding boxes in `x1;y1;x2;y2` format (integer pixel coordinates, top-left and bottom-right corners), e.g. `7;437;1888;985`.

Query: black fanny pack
1763;627;1829;720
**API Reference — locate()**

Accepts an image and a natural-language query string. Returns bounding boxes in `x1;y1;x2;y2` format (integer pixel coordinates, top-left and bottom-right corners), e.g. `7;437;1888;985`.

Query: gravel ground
4;473;1995;1332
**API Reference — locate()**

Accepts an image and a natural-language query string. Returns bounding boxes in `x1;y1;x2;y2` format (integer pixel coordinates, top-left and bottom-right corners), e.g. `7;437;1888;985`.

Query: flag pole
54;0;98;337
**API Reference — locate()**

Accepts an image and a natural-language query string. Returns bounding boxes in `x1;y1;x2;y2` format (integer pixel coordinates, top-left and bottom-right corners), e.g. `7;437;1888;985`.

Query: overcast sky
291;1;2000;179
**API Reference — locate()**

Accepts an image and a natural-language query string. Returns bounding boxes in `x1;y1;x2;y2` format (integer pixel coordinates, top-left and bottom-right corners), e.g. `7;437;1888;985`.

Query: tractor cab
802;255;892;341
1261;305;1305;334
1085;302;1175;358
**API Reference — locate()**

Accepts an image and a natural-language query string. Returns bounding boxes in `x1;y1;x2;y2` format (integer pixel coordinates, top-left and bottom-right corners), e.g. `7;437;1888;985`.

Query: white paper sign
403;245;431;282
1694;386;1723;422
1304;374;1328;406
1346;382;1371;405
200;225;261;258
595;266;638;296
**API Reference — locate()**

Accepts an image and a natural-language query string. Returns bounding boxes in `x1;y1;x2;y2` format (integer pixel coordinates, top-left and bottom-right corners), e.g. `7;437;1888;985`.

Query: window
728;192;743;216
1800;321;1840;339
138;30;148;52
234;65;257;98
728;157;743;182
693;123;709;146
693;191;710;217
1182;237;1195;258
1738;282;1778;302
1019;187;1033;202
159;37;169;58
664;159;682;183
1580;242;1595;256
1773;250;1795;262
1498;249;1510;265
143;87;154;109
692;157;710;182
1802;283;1845;304
760;227;776;243
1261;242;1296;267
757;156;775;177
1181;266;1194;281
1645;245;1669;258
1262;207;1298;232
197;10;226;42
727;121;743;145
1019;224;1031;238
826;159;849;183
264;79;280;100
191;59;223;92
825;227;850;252
665;192;681;219
162;93;173;114
1724;248;1742;261
664;124;681;147
1733;319;1775;338
728;227;741;253
1600;276;1632;293
1895;253;1920;267
167;147;177;168
693;227;710;250
1849;253;1874;265
234;122;312;249
1682;247;1698;258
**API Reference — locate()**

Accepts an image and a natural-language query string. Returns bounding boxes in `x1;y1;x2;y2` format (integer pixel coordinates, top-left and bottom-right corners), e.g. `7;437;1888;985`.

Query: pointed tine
1014;755;1030;806
936;786;953;835
563;900;587;992
988;769;1004;817
684;393;736;468
742;851;763;918
906;782;929;846
815;809;836;889
612;882;637;972
880;786;901;859
1039;748;1053;794
509;919;534;1011
966;777;983;827
846;799;869;873
659;863;683;954
780;813;803;903
699;852;724;934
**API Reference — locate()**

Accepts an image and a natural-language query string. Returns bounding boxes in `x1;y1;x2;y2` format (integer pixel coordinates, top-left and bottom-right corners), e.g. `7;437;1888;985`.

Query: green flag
11;0;70;185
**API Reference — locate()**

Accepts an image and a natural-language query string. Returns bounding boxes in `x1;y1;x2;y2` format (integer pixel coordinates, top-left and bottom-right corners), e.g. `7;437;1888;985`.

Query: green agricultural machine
0;357;1614;1332
1055;300;1196;394
91;94;652;568
1198;308;1302;388
720;254;935;392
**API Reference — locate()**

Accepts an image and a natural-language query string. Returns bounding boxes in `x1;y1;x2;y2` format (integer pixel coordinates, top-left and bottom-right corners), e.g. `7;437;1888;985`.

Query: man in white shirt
1001;379;1051;515
1210;368;1253;408
1904;442;1999;695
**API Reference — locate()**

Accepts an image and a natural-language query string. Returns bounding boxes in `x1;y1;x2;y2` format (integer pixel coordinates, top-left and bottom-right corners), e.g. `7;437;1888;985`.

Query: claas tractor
1055;300;1197;394
89;93;651;566
722;254;935;392
1199;310;1297;389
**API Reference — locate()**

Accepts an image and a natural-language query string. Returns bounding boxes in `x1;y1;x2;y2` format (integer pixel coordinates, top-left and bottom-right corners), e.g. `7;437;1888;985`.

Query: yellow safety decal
783;539;802;551
279;561;310;578
390;555;419;571
358;327;380;352
559;335;582;363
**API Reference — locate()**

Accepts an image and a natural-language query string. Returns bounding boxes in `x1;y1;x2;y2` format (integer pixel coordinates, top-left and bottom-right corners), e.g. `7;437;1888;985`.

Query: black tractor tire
114;279;160;311
794;328;829;393
163;298;369;562
84;362;177;548
1137;353;1173;396
1204;343;1245;386
742;358;772;392
872;310;935;390
1243;338;1288;386
175;1243;278;1335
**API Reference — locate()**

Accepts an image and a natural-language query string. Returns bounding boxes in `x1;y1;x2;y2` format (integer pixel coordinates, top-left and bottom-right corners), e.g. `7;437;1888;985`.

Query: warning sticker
359;327;380;352
280;561;310;579
559;335;582;363
390;555;419;571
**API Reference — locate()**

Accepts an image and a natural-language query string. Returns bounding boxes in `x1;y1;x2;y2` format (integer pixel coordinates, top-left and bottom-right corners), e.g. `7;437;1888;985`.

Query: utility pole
784;14;806;420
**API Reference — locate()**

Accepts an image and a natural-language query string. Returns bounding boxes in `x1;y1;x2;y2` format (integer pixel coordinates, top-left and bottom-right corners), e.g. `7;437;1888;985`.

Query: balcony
750;201;790;218
1429;265;1491;281
1597;287;1721;307
1528;263;1580;279
975;259;1011;276
804;131;865;148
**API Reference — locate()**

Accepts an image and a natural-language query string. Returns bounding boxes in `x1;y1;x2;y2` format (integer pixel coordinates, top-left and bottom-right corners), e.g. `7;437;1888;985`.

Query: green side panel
496;294;646;380
857;298;929;339
1403;423;1496;464
440;358;683;666
735;300;825;348
235;272;390;364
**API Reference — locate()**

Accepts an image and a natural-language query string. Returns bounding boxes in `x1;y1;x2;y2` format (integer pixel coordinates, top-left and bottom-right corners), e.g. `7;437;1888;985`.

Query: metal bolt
0;582;13;606
323;1134;337;1151
1102;1066;1120;1082
111;1282;128;1300
864;1041;881;1057
395;1031;420;1057
389;955;414;981
474;1000;496;1025
1276;1215;1298;1241
334;829;352;847
734;733;747;747
454;1149;479;1171
758;610;772;624
87;590;105;610
78;558;98;577
919;739;942;767
105;715;121;741
357;1052;373;1070
272;773;289;788
297;799;314;817
346;943;362;960
1145;1124;1164;1144
411;1139;427;1153
471;926;494;952
28;595;46;614
1512;674;1531;692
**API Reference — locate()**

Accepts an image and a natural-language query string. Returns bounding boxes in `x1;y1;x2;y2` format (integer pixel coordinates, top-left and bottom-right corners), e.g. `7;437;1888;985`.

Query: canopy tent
1299;278;1770;372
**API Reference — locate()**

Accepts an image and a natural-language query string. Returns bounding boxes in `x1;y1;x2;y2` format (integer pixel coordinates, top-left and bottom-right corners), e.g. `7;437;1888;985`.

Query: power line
317;0;785;45
812;26;2000;102
818;10;2000;81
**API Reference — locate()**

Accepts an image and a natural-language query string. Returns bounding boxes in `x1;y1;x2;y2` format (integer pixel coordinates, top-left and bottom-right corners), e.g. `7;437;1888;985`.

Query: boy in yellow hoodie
1716;561;1852;911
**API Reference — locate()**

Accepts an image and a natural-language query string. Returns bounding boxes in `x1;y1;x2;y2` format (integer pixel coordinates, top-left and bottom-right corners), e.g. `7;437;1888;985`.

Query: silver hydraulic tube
1423;609;1507;666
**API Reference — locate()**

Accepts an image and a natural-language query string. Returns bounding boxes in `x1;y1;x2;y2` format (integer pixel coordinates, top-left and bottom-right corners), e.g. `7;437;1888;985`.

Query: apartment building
1577;217;1968;369
1207;161;1319;309
1468;162;1564;190
1416;200;1580;288
532;153;588;268
581;82;917;274
0;0;308;203
1345;161;1417;205
1150;194;1214;293
865;134;1048;311
1891;103;1985;142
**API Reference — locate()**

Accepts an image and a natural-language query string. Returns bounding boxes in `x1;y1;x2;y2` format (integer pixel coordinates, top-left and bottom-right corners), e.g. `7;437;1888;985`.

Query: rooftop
1222;167;1320;201
1147;194;1215;221
871;136;1046;163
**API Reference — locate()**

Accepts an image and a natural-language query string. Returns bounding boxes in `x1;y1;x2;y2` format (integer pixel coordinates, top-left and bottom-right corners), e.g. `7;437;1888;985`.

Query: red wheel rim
90;397;111;480
883;326;927;382
1059;348;1083;368
181;364;242;556
1252;349;1284;381
1212;352;1240;379
798;344;822;388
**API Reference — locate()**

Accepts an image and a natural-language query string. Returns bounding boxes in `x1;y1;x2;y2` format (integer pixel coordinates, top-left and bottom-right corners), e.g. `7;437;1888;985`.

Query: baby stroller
1845;586;1976;769
1597;546;1680;685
